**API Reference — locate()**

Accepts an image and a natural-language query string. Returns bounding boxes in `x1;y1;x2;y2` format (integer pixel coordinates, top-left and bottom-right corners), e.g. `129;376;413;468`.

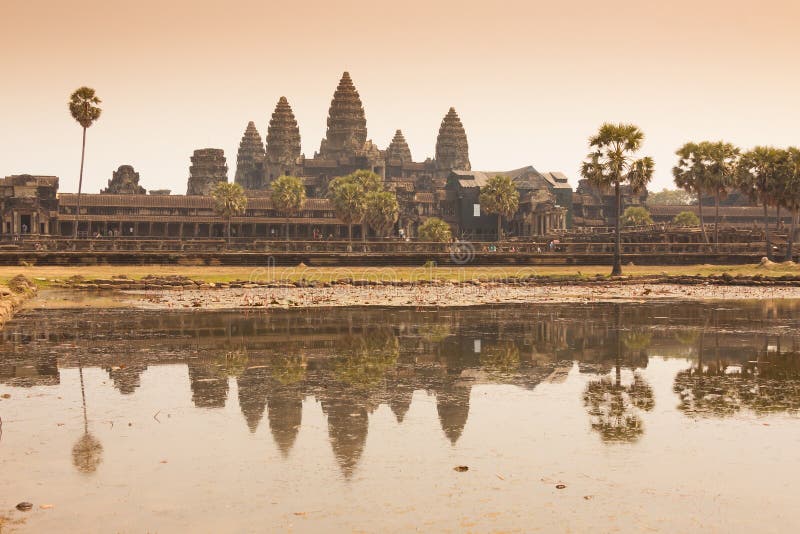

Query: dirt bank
111;282;800;310
0;275;37;326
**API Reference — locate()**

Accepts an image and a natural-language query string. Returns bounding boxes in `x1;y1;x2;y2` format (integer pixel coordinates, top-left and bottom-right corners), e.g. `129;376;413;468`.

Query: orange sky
1;0;799;194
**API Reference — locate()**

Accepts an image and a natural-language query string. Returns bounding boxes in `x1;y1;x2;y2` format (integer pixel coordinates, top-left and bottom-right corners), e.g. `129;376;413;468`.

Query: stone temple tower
187;148;228;195
319;71;367;160
234;121;266;190
435;107;470;172
265;96;302;183
385;129;412;163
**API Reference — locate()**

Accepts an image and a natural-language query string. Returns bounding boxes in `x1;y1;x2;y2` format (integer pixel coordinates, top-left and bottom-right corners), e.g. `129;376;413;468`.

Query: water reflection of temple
3;301;800;474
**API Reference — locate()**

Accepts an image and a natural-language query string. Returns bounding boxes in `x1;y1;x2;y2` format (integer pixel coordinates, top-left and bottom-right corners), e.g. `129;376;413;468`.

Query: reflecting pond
1;302;800;532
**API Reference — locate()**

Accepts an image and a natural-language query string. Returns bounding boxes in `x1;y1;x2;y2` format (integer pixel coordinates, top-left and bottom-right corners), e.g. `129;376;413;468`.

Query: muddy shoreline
25;282;800;311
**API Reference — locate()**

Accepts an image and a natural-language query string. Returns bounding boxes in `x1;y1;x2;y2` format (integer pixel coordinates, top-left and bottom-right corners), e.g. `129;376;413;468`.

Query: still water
1;302;799;532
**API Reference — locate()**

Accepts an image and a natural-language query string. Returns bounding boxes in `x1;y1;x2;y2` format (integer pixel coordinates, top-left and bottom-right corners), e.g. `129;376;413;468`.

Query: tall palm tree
479;174;520;241
210;181;247;244
736;147;784;261
328;173;385;241
327;170;383;241
580;123;654;276
364;190;399;237
704;142;740;251
270;175;306;240
780;147;800;261
68;87;102;239
673;142;710;245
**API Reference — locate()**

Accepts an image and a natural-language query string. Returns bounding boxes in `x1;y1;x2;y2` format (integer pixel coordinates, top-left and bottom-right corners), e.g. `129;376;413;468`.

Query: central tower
319;71;367;160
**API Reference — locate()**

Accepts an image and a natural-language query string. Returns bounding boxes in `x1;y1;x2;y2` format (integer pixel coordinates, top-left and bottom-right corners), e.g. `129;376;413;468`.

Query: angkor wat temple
0;72;785;241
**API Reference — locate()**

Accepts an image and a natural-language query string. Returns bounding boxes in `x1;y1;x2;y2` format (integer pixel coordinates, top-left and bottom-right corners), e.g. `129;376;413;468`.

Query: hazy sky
2;0;799;194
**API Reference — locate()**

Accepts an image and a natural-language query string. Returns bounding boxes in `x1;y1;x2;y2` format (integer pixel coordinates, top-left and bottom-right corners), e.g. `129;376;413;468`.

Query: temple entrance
20;214;31;233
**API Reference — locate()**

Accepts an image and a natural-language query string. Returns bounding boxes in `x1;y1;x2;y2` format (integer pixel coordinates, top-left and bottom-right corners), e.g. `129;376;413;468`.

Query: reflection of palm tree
480;341;521;377
332;330;399;388
583;305;654;443
72;358;103;474
583;373;654;442
270;353;306;385
675;349;800;417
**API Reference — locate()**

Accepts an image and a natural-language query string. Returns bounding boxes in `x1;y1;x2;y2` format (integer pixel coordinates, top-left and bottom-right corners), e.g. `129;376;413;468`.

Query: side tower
385;129;412;163
234;121;266;190
265;96;301;184
435;107;470;173
102;165;146;194
187;148;228;195
318;71;367;160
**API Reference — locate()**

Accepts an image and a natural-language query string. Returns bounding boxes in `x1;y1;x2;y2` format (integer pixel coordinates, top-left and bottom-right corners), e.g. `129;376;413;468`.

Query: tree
479;175;520;241
673;142;710;244
621;206;653;227
328;170;384;241
347;169;383;194
736;147;785;260
68;87;102;238
704;142;740;250
328;179;366;240
782;147;800;261
211;182;247;244
270;175;306;240
365;191;399;237
673;210;700;227
580;123;654;276
647;188;696;206
418;217;452;242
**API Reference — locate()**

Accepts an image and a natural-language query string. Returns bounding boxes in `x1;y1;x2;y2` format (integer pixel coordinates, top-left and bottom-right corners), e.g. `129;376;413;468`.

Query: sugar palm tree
580;123;654;276
673;142;710;244
365;190;399;237
72;356;103;474
328;177;366;241
68;87;102;238
479;174;520;241
418;217;452;242
211;182;247;244
783;147;800;261
704;142;740;250
736;147;785;260
328;171;383;241
270;175;306;240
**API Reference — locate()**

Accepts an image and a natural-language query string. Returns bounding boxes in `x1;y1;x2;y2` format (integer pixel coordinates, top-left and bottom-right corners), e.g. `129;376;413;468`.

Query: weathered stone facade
102;165;145;195
187;148;228;195
233;122;266;190
0;175;59;235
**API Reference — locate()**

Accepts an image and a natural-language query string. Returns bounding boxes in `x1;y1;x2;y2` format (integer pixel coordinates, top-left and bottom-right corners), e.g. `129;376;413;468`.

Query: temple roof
319;72;367;159
238;121;265;155
435;107;470;171
266;97;301;165
386;129;412;162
